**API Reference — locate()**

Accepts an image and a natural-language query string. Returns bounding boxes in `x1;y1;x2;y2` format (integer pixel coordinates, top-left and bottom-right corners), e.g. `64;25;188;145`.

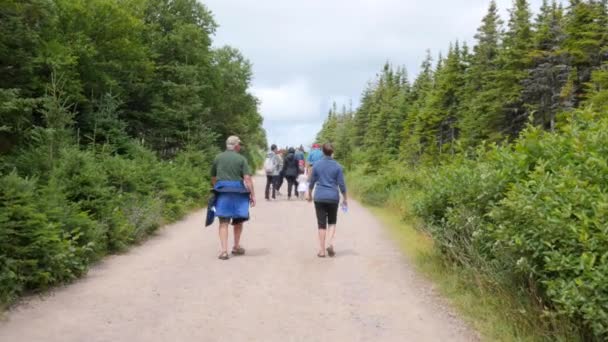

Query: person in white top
297;170;309;200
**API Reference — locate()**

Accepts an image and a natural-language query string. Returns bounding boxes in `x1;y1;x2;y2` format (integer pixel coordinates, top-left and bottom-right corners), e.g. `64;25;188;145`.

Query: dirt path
0;175;477;342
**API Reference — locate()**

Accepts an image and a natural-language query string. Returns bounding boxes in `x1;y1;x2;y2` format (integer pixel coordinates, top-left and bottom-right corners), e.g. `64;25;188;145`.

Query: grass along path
367;205;579;342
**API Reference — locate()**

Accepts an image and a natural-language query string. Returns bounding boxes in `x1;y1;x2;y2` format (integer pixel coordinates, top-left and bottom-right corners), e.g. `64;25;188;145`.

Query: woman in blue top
306;143;348;258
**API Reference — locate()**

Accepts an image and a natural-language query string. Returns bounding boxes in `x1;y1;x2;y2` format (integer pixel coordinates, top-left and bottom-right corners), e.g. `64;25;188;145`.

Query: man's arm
242;158;255;207
244;174;256;207
210;158;218;186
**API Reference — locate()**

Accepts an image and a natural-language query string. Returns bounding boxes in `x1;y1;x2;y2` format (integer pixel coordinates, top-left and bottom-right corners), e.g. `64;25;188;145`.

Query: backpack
298;159;305;173
264;155;276;173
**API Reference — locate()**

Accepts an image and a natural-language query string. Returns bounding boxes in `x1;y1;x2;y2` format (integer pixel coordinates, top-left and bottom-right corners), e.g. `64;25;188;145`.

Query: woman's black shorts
314;201;339;229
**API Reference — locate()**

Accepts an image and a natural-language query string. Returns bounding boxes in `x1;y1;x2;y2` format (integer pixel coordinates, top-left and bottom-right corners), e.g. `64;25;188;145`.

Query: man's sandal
317;252;326;258
218;252;230;260
232;246;246;256
327;245;335;257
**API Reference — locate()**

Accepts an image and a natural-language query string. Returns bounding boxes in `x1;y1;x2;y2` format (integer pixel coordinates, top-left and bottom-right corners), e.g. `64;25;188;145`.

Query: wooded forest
0;0;265;307
316;0;608;339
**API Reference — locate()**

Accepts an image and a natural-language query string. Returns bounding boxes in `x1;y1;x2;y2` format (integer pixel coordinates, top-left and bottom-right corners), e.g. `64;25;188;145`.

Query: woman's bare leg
327;224;336;248
318;228;326;255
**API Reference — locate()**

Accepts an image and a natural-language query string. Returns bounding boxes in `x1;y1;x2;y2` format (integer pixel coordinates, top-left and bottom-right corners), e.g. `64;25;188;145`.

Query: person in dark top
306;143;348;258
210;136;256;260
264;144;281;200
275;149;285;195
282;147;300;200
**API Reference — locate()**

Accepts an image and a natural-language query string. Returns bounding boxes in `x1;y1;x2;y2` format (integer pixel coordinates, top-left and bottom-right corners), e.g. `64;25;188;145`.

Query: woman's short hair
322;143;334;156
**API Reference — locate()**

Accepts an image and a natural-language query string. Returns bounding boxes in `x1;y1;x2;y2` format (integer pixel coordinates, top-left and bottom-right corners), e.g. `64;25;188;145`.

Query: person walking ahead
264;144;281;200
306;143;347;258
211;136;256;260
282;147;300;200
307;143;323;167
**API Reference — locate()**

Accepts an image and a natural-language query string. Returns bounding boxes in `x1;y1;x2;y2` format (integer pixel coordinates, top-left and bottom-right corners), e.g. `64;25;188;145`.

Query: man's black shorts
218;217;249;225
314;202;338;229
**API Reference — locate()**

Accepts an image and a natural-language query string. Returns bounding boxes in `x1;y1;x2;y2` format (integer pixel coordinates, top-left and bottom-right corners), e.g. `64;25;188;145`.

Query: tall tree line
317;0;608;167
0;0;266;159
0;0;266;305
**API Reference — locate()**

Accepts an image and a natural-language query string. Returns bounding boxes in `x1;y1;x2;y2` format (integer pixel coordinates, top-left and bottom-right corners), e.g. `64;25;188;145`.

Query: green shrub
487;111;608;338
0;173;91;304
347;110;608;339
0;140;212;307
407;110;608;338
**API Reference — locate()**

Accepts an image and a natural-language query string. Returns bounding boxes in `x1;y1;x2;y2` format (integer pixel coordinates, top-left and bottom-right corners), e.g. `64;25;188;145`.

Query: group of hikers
263;143;320;201
210;136;347;260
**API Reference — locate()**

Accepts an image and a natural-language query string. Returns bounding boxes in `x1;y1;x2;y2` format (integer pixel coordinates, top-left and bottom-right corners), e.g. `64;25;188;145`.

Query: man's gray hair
226;135;241;150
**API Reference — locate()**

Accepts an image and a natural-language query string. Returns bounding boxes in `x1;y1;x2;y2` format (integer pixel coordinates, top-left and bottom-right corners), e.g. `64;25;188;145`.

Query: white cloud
265;122;323;149
251;79;350;147
204;0;547;146
251;79;321;123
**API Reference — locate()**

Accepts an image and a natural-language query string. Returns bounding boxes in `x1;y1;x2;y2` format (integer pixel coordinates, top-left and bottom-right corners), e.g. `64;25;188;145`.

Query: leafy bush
0;173;92;305
0;141;211;307
348;110;608;339
415;111;608;338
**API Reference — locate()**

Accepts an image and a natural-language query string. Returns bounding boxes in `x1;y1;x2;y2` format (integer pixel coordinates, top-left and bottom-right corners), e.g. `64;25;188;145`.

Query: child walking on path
297;170;309;200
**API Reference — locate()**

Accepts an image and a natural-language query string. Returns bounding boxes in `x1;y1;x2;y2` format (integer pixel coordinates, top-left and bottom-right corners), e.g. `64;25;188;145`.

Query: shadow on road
334;249;359;258
245;248;270;257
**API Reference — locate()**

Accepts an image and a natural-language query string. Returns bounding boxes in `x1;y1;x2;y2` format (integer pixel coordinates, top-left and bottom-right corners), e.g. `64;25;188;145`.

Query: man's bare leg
233;223;243;249
219;221;229;255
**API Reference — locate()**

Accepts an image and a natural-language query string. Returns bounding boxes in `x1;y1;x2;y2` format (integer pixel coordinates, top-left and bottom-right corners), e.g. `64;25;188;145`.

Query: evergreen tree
459;0;504;146
401;51;434;161
417;43;466;156
496;0;534;137
561;0;606;91
352;84;374;148
316;105;338;144
522;1;569;130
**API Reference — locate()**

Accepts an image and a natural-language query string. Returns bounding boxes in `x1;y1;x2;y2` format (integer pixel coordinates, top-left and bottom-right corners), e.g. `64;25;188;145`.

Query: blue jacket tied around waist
212;180;250;220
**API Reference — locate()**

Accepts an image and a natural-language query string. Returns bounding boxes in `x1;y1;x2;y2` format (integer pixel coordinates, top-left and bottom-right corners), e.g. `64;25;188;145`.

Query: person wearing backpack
282;147;300;200
264;144;281;200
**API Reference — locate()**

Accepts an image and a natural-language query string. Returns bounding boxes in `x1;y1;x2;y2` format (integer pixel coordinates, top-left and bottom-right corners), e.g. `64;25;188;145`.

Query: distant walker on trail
264;144;281;200
282;147;300;200
306;143;348;258
210;136;256;260
307;143;323;172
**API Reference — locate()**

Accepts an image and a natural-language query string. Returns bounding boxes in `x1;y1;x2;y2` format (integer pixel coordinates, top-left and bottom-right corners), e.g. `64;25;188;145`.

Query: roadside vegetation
318;1;608;340
0;0;266;308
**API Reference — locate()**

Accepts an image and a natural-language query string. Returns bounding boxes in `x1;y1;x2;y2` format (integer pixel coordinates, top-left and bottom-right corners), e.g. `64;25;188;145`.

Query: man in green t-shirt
211;136;256;260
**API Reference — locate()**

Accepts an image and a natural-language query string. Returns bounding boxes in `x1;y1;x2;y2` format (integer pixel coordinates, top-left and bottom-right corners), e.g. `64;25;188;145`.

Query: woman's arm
337;167;347;205
306;166;318;202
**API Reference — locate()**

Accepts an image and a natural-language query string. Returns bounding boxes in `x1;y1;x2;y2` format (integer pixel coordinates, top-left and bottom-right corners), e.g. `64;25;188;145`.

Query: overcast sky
204;0;545;148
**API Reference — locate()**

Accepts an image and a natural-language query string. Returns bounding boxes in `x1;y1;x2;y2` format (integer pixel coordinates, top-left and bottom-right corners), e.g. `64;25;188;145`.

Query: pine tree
522;1;569;131
363;64;389;164
316;106;338;144
559;0;606;105
400;51;434;162
381;64;404;158
459;0;504;146
496;0;534;137
353;84;374;147
583;0;608;110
